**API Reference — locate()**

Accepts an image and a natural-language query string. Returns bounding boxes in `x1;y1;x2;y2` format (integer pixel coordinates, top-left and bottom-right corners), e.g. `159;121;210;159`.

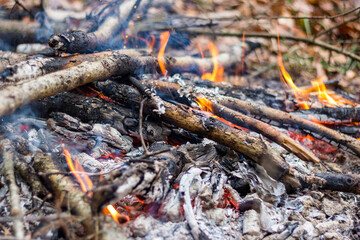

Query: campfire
1;0;360;239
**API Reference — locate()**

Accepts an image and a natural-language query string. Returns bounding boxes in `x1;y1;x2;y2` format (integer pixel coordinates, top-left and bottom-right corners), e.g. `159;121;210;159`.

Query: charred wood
299;173;360;194
92;148;181;212
150;98;300;188
94;80;300;188
198;98;320;163
216;97;360;157
48;0;146;53
292;107;360;123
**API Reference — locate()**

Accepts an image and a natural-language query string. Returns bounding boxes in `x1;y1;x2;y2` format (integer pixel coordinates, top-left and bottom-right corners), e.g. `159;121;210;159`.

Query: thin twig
139;98;150;154
314;14;360;39
217;6;360;21
123;0;143;30
13;0;35;18
181;29;360;62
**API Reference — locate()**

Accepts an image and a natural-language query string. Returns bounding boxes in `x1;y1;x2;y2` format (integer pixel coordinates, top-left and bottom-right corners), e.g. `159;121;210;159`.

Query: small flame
277;31;309;109
311;77;338;107
157;31;170;76
195;97;213;112
106;205;129;225
62;146;93;192
201;42;224;82
62;146;126;224
311;76;355;107
195;97;248;132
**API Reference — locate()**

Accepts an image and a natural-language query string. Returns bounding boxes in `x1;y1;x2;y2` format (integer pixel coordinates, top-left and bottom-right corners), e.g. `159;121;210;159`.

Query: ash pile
1;0;360;239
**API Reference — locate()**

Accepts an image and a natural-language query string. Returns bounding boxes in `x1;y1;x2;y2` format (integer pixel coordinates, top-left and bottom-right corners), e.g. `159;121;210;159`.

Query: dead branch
292;107;360;122
180;29;360;63
0;53;137;117
14;158;49;198
196;97;320;163
32;153;95;236
216;97;360;156
147;97;300;188
145;80;360;157
314;14;360;39
0;139;24;240
48;0;148;53
1;48;150;82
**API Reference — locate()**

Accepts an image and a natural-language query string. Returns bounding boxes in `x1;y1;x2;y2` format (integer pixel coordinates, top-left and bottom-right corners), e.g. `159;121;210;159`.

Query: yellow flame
195;97;214;112
277;34;309;109
157;31;170;76
201;42;224;82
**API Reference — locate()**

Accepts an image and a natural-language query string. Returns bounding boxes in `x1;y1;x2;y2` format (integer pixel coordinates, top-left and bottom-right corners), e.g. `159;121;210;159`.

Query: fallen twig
0;139;24;240
180;29;360;63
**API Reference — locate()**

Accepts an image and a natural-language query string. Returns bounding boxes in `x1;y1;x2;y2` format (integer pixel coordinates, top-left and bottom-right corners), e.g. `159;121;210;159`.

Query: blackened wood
217;97;360;157
205;99;320;163
299;173;360;194
294;107;360;122
0;51;27;73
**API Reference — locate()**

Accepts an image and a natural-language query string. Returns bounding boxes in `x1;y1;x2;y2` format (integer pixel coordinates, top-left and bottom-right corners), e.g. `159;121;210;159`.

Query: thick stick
1;49;150;82
299;173;360;194
145;81;360;157
217;96;360;157
48;0;147;53
198;98;320;163
0;53;137;117
0;139;24;240
32;153;95;236
148;100;300;188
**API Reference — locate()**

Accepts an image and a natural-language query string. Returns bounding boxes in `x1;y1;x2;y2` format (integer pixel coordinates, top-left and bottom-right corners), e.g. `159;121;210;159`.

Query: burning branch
195;97;320;163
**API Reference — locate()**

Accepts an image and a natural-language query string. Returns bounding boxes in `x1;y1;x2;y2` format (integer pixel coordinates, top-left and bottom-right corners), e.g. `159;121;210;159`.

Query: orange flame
195;97;248;132
157;31;170;76
62;146;93;192
277;43;309;109
62;146;125;224
201;42;224;82
106;205;130;224
311;76;355;107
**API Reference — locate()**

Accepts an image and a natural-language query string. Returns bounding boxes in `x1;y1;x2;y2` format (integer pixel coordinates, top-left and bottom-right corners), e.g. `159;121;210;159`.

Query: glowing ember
201;42;224;82
288;132;338;154
157;31;170;76
62;146;126;224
